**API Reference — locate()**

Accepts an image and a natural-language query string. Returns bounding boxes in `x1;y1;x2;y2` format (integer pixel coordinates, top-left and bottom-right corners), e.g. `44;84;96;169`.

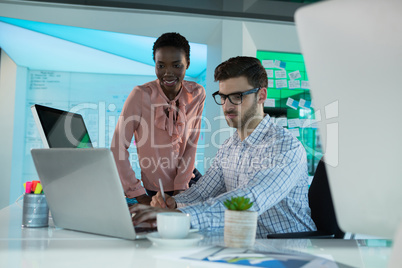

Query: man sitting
131;56;316;238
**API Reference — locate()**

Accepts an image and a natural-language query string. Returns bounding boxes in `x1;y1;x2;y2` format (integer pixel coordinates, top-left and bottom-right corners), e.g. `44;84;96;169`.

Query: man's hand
130;204;180;226
135;194;152;205
150;191;177;209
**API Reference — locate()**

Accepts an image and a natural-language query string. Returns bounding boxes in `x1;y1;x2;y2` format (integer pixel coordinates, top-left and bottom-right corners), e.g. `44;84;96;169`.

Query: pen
158;178;166;203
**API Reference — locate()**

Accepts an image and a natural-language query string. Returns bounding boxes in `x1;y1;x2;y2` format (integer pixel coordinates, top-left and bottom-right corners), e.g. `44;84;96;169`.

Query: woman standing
111;33;206;205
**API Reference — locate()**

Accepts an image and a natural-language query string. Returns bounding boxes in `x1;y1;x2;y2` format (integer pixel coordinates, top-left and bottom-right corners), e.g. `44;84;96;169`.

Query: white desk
0;204;392;268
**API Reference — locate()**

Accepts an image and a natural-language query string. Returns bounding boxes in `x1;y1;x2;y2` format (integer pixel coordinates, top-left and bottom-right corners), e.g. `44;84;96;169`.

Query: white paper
289;128;300;137
286;97;298;110
181;246;334;268
286;97;294;107
275;117;288;127
275;70;287;79
301;99;313;109
299;99;306;108
274;60;281;68
275;79;287;88
287;118;301;128
262;60;275;68
268;80;274;88
264;98;275;107
302;257;338;268
308;119;318;128
301;119;318;128
288;80;301;89
266;69;274;78
274;60;285;69
301;80;310;89
288;70;301;80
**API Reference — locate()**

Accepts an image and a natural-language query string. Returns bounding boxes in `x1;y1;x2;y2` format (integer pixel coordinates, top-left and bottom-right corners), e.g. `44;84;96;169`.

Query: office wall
0;51;28;208
0;1;301;208
0;51;15;208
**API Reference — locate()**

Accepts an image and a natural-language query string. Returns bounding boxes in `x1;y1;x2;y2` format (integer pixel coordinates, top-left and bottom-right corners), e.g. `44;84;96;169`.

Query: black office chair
267;158;345;239
189;168;202;187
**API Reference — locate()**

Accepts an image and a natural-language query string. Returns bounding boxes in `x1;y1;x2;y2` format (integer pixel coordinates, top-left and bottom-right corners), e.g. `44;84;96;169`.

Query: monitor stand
388;220;402;268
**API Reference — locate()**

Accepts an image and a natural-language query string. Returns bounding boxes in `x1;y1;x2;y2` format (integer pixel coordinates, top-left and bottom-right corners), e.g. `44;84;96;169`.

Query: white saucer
146;232;203;247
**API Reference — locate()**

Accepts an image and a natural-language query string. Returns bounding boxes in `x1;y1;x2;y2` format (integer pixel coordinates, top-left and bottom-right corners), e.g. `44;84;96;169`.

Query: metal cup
22;194;49;228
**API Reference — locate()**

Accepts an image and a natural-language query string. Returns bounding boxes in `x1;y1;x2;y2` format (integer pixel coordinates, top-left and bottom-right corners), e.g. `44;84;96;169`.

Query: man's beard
225;99;258;130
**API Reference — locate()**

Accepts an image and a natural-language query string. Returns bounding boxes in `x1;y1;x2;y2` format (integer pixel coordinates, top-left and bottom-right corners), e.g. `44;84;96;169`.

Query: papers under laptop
31;148;155;240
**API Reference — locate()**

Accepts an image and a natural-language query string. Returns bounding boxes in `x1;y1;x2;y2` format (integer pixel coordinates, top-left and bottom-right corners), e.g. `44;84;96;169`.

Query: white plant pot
224;210;258;248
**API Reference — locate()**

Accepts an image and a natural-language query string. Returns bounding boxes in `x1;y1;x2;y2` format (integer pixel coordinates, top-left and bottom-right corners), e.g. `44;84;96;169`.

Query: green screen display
256;50;322;175
77;133;92;148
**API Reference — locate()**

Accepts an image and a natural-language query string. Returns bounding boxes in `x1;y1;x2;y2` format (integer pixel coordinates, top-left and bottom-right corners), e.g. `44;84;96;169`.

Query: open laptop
31;148;154;240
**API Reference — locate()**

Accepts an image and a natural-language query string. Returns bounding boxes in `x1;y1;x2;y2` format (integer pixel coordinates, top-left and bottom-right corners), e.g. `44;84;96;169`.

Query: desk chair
267;158;345;239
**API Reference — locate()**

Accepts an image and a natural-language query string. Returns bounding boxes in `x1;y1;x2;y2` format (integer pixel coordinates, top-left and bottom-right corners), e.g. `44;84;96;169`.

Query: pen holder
22;193;49;228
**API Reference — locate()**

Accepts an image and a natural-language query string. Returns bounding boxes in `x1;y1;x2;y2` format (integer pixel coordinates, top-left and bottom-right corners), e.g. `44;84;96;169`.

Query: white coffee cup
157;212;191;239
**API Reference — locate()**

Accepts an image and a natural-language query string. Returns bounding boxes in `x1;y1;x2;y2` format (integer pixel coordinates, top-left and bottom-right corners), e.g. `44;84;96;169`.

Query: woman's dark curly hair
153;32;190;66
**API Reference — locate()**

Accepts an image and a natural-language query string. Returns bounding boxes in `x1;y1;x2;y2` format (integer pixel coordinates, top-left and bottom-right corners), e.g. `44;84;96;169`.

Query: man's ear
257;88;268;104
186;60;190;70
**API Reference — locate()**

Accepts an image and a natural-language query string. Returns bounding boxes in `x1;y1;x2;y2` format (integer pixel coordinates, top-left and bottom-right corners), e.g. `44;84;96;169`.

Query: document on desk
182;246;354;268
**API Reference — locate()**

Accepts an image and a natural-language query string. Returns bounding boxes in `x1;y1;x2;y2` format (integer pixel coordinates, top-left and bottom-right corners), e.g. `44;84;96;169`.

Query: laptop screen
31;104;92;148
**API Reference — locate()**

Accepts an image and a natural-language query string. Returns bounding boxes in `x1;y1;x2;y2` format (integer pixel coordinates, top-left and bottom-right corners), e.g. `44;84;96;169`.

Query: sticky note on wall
286;98;299;110
266;69;274;78
274;60;286;69
264;98;276;107
302;119;318;129
289;80;301;89
288;128;300;137
299;99;312;109
275;80;287;88
262;60;275;68
288;118;301;128
275;117;288;127
301;80;310;89
275;70;287;79
288;70;301;80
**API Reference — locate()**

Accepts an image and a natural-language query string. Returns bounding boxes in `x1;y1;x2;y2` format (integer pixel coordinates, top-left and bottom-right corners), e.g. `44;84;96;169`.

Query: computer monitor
31;104;92;148
295;0;402;240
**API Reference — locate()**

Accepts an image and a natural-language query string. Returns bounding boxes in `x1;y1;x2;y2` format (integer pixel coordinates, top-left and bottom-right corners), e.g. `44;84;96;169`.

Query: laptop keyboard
134;226;157;234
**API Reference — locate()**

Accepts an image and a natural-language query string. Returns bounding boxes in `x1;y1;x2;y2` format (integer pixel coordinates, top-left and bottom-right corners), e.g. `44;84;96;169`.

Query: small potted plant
223;196;258;248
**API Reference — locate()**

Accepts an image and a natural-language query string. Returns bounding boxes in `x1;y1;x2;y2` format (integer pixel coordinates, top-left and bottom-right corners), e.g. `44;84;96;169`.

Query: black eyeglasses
212;88;260;105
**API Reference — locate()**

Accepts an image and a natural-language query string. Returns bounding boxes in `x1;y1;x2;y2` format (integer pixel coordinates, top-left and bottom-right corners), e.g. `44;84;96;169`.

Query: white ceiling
0;16;207;77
